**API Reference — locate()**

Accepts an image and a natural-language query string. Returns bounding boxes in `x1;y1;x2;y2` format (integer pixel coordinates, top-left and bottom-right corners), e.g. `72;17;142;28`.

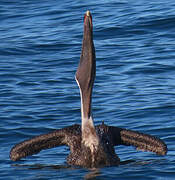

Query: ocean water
1;0;175;179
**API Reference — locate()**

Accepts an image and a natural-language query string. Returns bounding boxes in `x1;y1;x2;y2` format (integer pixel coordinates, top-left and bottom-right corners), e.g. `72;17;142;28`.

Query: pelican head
75;11;98;149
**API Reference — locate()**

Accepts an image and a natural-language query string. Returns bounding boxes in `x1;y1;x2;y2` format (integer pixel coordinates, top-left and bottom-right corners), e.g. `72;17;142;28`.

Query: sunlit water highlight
1;0;175;179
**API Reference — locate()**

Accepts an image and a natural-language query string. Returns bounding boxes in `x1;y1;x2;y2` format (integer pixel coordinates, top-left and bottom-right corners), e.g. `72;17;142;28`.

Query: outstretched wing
10;124;81;161
108;126;167;155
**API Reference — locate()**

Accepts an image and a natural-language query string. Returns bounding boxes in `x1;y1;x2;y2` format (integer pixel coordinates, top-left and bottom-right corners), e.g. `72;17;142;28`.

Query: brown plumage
10;124;167;167
10;11;167;168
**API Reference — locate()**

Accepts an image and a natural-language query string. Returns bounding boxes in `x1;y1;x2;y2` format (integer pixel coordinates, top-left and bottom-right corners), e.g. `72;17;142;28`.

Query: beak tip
86;10;90;16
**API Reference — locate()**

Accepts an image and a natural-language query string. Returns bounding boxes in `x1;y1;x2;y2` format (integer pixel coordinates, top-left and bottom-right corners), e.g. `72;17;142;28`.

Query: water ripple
0;0;175;179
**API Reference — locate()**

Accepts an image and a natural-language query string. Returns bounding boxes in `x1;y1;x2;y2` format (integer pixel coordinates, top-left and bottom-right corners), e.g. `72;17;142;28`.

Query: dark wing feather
10;124;81;161
108;126;167;155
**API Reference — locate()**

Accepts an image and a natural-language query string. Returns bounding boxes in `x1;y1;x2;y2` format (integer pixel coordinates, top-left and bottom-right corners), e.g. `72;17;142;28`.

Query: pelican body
10;11;167;168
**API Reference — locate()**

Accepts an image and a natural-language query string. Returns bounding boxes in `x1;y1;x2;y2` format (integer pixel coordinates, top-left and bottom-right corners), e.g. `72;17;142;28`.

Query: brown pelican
10;11;167;168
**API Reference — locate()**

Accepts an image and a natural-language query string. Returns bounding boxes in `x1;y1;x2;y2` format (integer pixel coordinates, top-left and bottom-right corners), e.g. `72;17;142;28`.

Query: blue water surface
0;0;175;179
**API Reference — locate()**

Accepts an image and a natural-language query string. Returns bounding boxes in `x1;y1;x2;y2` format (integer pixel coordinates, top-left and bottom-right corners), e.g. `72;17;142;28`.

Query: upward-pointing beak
75;10;96;119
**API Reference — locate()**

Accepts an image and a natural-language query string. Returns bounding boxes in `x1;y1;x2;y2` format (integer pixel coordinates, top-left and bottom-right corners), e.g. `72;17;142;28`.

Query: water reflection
11;160;136;179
